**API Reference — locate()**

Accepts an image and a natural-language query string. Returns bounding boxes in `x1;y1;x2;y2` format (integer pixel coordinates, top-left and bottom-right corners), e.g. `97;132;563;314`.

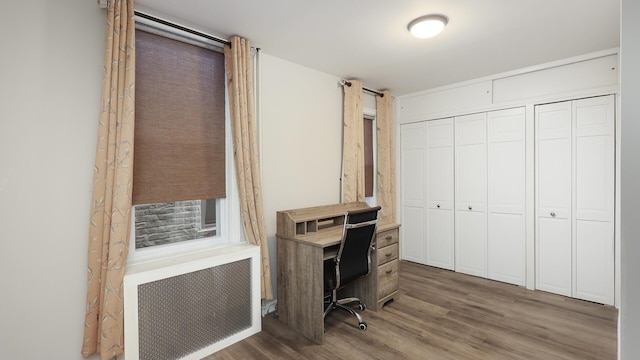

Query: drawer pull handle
385;253;392;257
385;269;393;274
468;206;473;210
385;236;392;240
436;204;440;208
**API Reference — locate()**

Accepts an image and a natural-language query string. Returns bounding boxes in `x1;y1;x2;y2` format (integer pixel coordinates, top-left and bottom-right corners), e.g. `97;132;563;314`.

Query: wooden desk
276;202;400;344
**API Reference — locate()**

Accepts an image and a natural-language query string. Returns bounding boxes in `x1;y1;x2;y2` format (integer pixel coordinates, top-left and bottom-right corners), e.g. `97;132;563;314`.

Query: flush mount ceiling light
408;14;448;39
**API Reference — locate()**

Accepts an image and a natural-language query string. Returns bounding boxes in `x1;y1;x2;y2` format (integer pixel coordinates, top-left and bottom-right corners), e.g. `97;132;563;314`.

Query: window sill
126;242;255;276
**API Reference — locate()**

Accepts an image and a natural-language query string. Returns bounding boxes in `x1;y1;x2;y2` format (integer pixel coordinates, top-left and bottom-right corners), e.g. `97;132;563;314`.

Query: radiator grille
137;258;253;360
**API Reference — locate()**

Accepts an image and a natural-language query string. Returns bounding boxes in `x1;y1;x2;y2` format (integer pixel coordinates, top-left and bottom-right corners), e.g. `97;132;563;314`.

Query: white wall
259;53;344;298
0;1;105;359
620;0;640;358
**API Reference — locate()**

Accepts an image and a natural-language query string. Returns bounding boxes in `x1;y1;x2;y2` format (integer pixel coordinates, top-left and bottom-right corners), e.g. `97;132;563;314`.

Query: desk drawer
377;243;398;266
377;260;398;299
377;228;399;248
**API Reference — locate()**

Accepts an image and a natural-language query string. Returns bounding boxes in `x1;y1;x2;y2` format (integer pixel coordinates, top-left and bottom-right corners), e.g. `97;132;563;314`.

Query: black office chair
323;205;381;331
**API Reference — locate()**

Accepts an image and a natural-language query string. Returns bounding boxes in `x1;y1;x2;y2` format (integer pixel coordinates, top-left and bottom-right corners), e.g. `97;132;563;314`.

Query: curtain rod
134;10;231;47
340;80;384;98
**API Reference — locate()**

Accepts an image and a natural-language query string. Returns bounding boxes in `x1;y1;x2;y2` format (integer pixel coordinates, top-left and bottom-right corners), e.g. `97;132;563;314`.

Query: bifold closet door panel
456;211;487;277
535;102;572;296
426;208;454;269
455;113;487;212
400;123;427;264
426;119;454;270
455;113;487;277
537;217;572;296
488;215;525;284
573;96;615;305
487;108;526;286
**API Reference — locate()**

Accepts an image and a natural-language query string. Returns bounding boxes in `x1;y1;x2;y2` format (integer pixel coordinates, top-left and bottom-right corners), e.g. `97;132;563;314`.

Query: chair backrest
335;206;381;288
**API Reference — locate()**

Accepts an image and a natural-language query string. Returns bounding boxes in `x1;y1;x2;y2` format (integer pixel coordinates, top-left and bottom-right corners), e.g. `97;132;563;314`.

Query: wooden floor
209;261;617;360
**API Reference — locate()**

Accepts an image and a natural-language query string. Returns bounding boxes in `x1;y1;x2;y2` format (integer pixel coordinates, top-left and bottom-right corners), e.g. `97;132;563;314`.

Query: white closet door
487;108;526;285
400;122;427;264
535;102;572;297
573;96;615;305
455;113;487;277
426;118;454;269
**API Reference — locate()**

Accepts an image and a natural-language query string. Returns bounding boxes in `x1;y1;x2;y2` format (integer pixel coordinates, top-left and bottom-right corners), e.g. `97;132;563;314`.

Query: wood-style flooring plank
207;261;617;360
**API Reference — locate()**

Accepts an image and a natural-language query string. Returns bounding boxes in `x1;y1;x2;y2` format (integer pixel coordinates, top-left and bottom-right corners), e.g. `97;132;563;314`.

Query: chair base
324;292;368;331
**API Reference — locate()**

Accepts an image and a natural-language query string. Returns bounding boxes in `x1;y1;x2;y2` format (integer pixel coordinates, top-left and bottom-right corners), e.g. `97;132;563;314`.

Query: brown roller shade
133;30;226;205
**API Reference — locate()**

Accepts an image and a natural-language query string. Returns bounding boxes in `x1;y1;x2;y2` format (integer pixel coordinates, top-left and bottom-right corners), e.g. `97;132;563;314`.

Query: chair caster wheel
358;303;366;311
359;322;367;331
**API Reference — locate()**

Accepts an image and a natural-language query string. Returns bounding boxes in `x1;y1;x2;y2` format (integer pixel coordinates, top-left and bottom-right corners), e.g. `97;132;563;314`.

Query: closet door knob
468;206;473;210
550;212;556;217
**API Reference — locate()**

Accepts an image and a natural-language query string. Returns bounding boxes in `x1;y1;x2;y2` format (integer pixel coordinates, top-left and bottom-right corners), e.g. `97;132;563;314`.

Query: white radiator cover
123;244;261;360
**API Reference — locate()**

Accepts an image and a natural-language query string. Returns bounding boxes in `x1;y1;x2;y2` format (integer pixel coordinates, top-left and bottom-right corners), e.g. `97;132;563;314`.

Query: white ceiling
135;0;620;96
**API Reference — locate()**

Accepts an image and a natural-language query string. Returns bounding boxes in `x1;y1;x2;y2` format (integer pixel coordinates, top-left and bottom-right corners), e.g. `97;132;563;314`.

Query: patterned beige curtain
82;0;135;358
224;36;273;300
376;90;396;223
341;80;365;203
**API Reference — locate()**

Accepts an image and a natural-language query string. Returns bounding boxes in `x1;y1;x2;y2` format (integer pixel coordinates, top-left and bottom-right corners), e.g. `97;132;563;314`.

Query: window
364;116;374;198
363;108;377;204
201;198;218;229
134;200;217;249
129;20;239;260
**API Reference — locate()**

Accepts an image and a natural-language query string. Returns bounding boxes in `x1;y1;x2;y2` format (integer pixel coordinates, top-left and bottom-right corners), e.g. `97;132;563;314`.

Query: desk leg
277;238;325;344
